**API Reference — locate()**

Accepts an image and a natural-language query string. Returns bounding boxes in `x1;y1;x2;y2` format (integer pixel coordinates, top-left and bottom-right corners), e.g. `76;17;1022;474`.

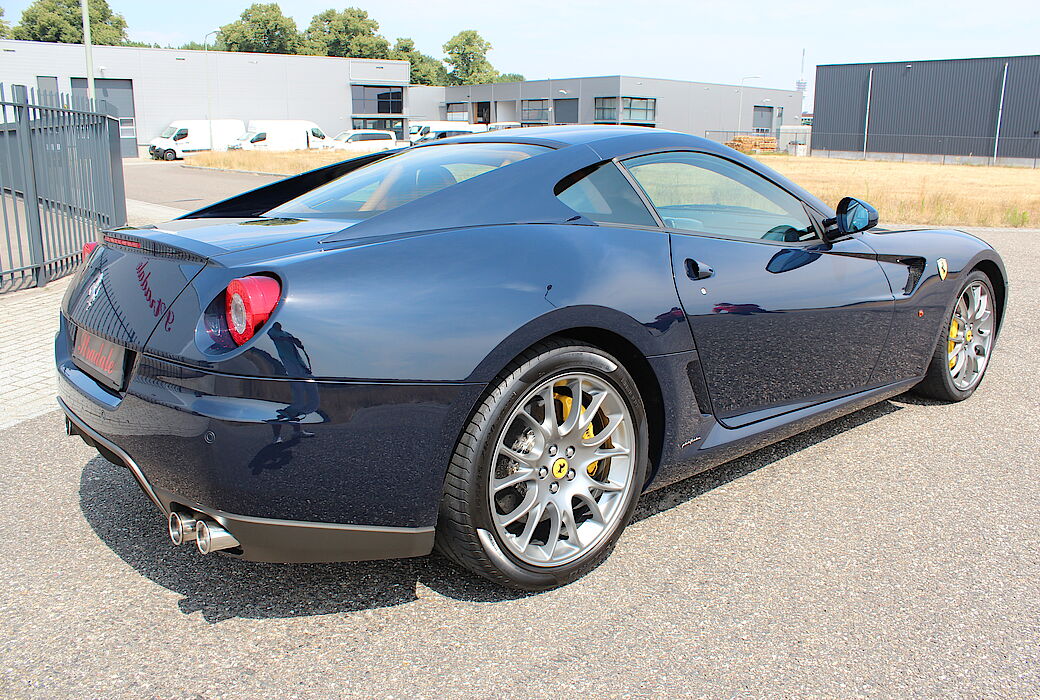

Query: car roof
428;124;706;149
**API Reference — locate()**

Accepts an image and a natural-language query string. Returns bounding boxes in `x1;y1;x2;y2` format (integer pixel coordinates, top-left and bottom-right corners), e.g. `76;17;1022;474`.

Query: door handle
685;258;714;280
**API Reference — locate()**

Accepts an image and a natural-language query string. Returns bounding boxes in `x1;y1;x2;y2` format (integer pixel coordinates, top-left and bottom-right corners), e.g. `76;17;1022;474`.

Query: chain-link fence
0;84;126;294
704;129;1040;168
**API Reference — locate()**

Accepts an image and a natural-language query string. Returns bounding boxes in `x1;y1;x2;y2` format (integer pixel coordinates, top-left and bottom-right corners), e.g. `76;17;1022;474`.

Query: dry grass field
188;150;355;175
187;150;1040;228
759;155;1039;228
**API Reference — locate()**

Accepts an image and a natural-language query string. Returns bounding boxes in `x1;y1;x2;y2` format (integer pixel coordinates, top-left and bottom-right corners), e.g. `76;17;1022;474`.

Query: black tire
435;338;649;591
163;149;177;161
913;270;995;402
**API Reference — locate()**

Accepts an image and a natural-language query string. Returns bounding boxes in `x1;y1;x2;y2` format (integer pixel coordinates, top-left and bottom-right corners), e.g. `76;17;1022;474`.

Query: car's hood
120;216;365;258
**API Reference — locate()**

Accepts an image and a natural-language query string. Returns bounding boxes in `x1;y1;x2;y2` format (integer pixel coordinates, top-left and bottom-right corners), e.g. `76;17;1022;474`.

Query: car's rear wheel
163;149;177;161
436;339;648;590
914;271;996;401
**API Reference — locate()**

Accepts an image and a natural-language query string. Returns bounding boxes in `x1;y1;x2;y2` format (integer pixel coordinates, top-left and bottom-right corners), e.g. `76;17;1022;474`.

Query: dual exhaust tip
168;511;239;554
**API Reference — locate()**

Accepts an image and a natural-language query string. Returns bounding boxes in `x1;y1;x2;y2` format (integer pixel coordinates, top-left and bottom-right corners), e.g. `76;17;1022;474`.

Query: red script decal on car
136;261;176;332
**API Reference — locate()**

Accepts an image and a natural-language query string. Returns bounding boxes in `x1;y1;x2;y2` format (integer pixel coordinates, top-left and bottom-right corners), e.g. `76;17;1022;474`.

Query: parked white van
229;120;336;151
408;121;488;144
148;119;246;160
332;129;402;153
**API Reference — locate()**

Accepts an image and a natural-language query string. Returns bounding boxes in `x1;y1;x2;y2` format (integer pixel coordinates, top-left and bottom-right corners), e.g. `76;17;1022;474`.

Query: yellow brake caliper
948;318;959;368
554;386;604;478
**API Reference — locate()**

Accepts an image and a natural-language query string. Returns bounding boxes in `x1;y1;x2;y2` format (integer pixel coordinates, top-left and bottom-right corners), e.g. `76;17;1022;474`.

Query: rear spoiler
179;149;403;220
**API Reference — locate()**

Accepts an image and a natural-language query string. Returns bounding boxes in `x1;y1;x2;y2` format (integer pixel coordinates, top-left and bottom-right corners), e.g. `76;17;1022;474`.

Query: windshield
266;143;548;220
409;125;422;135
237;131;257;141
160;126;177;138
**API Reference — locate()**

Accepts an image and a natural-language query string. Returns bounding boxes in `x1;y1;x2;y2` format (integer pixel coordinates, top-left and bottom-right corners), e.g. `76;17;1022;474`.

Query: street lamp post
204;30;219;152
737;75;761;135
80;0;96;102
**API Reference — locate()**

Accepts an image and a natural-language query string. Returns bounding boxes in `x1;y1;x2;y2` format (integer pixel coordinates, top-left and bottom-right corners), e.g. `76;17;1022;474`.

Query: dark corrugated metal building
812;55;1040;161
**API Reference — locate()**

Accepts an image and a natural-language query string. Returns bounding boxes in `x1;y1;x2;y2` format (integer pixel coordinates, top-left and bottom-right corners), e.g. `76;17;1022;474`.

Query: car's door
622;151;896;427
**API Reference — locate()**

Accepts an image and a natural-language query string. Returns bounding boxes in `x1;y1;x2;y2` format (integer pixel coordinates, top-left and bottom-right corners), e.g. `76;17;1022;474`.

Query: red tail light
81;241;99;263
225;276;281;345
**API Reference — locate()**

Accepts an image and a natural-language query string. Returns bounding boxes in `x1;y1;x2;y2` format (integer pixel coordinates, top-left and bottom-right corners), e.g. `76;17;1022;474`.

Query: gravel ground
0;228;1037;698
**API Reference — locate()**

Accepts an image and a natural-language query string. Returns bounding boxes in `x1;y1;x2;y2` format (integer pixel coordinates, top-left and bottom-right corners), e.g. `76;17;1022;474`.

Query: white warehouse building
0;39;803;157
0;39;413;156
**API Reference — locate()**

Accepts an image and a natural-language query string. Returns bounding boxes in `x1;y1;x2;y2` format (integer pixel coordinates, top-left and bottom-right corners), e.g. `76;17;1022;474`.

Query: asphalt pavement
122;160;281;210
0;227;1037;698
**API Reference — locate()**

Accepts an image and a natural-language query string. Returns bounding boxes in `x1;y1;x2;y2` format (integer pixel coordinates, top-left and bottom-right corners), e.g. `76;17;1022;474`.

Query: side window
173;128;188;141
555;162;658;227
346;134;361;142
251;132;266;143
311;128;326;139
624;152;816;242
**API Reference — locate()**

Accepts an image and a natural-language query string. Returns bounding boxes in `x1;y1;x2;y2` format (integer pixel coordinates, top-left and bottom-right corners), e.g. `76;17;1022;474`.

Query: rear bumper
62;399;435;562
56;315;483;562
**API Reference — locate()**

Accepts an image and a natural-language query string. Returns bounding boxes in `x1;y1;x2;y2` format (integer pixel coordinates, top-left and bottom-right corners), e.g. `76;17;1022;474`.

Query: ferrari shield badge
937;258;948;281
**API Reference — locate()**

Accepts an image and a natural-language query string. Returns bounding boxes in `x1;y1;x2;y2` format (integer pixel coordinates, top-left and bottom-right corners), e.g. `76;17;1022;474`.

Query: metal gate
0;83;126;293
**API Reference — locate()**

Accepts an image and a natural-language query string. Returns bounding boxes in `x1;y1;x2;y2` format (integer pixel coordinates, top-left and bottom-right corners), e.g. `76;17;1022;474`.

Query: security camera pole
80;0;96;102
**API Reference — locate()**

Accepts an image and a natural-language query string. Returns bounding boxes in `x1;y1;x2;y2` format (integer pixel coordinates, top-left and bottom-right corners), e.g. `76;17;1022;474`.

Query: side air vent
103;232;208;264
900;257;927;294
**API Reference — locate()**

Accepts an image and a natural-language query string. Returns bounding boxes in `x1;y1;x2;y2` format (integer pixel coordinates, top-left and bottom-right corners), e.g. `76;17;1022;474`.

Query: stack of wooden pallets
724;135;778;153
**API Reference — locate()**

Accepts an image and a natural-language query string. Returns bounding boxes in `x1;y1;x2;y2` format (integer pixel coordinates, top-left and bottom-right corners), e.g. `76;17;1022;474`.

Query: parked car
488;122;522;131
228;120;335;151
148;119;246;160
331;129;401;152
409;120;487;144
60;126;1006;591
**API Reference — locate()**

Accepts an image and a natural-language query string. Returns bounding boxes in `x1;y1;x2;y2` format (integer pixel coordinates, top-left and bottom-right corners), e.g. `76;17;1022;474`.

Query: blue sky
4;0;1035;104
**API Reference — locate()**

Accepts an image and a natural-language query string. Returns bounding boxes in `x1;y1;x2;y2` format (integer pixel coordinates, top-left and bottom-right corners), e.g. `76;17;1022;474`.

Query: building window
521;99;549;122
352;118;405;139
621;97;656;122
594;97;617;121
446;103;468;121
351;85;403;115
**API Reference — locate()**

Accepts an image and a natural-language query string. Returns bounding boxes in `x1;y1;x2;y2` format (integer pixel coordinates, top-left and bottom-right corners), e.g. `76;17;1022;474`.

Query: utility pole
204;30;219;152
80;0;96;102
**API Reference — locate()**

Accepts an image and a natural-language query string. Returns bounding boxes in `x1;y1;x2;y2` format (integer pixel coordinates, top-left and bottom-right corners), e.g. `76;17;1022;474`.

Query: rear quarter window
265;142;549;220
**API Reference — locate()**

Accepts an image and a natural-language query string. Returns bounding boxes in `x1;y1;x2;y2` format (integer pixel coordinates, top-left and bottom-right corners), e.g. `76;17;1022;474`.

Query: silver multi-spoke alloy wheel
488;372;635;567
947;280;994;390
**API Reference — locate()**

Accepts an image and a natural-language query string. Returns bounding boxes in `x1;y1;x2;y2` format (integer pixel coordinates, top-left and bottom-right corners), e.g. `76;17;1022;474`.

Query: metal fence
704;129;1040;168
0;84;126;294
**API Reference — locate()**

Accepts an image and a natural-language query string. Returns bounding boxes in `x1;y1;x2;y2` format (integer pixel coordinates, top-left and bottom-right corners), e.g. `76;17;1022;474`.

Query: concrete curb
180;164;291;178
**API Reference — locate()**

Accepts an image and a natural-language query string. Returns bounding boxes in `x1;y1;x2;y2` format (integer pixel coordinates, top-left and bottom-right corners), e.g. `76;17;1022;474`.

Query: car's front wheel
914;270;997;401
163;149;177;161
436;339;648;590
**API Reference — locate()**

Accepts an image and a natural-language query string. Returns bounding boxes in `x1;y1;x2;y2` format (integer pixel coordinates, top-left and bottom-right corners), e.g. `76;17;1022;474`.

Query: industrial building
410;76;803;138
812;55;1040;165
1;39;803;157
0;39;412;156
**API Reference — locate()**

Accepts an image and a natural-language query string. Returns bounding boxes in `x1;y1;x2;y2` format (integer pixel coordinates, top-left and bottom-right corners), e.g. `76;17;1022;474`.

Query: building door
474;102;491;124
553;98;579;124
36;76;59;100
72;78;137;157
752;105;774;134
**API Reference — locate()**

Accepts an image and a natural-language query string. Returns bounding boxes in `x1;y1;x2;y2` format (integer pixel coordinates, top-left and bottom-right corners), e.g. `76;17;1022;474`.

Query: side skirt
648;377;921;492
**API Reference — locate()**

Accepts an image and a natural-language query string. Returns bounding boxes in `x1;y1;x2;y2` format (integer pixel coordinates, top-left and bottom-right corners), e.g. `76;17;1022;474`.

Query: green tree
391;37;448;86
496;73;525;83
219;3;300;54
0;8;11;39
11;0;128;45
443;30;499;85
176;41;209;51
302;8;389;58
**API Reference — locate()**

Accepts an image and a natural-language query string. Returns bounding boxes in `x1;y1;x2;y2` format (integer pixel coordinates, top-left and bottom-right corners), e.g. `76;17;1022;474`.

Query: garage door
72;78;137;158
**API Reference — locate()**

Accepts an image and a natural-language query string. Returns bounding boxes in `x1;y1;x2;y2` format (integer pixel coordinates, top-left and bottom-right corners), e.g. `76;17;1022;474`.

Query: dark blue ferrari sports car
57;126;1006;590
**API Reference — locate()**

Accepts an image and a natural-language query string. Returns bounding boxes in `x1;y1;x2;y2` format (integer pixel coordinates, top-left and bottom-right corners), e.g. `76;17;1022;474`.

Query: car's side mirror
833;197;878;235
